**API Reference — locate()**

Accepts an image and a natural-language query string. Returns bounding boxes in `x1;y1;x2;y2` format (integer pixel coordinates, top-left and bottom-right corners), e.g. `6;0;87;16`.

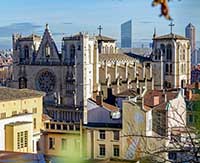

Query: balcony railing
44;121;81;133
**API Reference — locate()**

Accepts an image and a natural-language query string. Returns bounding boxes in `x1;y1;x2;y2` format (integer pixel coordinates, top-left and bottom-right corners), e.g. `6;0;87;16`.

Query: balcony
44;121;81;134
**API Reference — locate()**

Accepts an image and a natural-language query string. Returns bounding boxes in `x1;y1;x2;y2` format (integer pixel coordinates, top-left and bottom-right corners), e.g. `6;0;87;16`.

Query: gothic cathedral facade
11;25;99;109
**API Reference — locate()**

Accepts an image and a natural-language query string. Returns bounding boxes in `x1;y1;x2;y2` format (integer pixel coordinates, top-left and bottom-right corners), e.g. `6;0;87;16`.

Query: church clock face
36;70;56;93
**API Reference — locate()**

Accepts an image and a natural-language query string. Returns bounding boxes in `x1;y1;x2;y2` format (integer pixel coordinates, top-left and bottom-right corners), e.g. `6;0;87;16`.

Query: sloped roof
154;33;189;40
18;34;41;41
144;89;179;109
0;87;45;101
96;35;116;41
99;53;136;63
86;99;121;128
116;89;138;98
36;25;60;60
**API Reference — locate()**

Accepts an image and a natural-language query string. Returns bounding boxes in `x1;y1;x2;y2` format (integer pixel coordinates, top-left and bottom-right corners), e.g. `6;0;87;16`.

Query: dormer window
45;44;51;57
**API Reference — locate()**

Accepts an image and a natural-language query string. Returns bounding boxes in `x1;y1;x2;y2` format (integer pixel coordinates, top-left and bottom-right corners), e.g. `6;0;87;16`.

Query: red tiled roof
144;89;179;109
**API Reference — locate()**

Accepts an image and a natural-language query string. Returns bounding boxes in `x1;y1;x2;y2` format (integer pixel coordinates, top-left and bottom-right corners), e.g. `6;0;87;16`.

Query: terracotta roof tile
144;89;179;109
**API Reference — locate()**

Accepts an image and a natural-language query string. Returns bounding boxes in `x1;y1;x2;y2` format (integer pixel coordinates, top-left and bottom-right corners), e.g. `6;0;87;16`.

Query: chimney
96;92;103;106
185;89;192;100
164;93;167;103
153;96;160;106
195;82;200;90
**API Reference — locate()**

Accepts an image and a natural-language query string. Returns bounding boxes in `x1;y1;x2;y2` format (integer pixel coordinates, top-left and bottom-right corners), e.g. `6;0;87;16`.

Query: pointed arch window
110;45;114;54
70;44;75;65
105;45;108;54
19;77;27;89
24;46;29;61
45;43;51;57
160;44;165;56
182;49;186;60
166;44;172;61
166;64;169;74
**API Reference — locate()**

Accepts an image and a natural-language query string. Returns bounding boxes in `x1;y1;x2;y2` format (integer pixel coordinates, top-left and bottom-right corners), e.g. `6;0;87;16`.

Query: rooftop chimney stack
96;92;103;106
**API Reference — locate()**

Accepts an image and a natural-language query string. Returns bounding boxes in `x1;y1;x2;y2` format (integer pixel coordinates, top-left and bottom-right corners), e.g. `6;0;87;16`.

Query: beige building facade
0;87;44;153
152;33;191;89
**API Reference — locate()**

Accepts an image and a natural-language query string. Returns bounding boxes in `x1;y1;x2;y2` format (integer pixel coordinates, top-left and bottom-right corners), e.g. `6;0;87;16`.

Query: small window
32;107;37;113
99;144;105;156
24;131;28;147
0;112;6;119
49;137;55;150
63;124;68;130
36;141;40;151
20;132;24;148
69;125;74;130
17;132;20;149
75;125;80;131
12;111;17;116
57;124;61;130
23;109;28;113
50;123;55;129
45;123;49;129
33;118;36;129
113;145;120;157
113;131;119;141
99;130;106;140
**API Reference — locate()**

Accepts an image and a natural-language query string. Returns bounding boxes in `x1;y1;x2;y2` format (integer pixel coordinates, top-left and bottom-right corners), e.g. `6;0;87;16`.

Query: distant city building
121;20;132;48
185;23;196;52
185;23;196;65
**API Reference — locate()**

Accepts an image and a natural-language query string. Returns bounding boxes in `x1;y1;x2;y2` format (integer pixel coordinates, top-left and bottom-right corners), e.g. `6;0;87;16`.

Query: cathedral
11;24;154;121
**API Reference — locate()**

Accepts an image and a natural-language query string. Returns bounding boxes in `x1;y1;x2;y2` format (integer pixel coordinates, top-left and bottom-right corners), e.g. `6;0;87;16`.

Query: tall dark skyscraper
121;20;132;48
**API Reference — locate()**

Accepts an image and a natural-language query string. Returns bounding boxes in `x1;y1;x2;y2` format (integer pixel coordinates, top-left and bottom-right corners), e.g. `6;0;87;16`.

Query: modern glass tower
121;20;132;48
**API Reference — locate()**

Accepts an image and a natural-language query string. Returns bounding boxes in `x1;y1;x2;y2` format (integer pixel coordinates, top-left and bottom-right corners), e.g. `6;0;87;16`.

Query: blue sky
0;0;199;49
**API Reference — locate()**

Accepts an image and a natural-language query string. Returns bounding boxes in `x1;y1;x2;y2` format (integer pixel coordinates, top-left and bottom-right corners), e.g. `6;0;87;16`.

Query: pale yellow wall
41;132;81;157
5;122;32;153
0;96;43;133
5;125;13;151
